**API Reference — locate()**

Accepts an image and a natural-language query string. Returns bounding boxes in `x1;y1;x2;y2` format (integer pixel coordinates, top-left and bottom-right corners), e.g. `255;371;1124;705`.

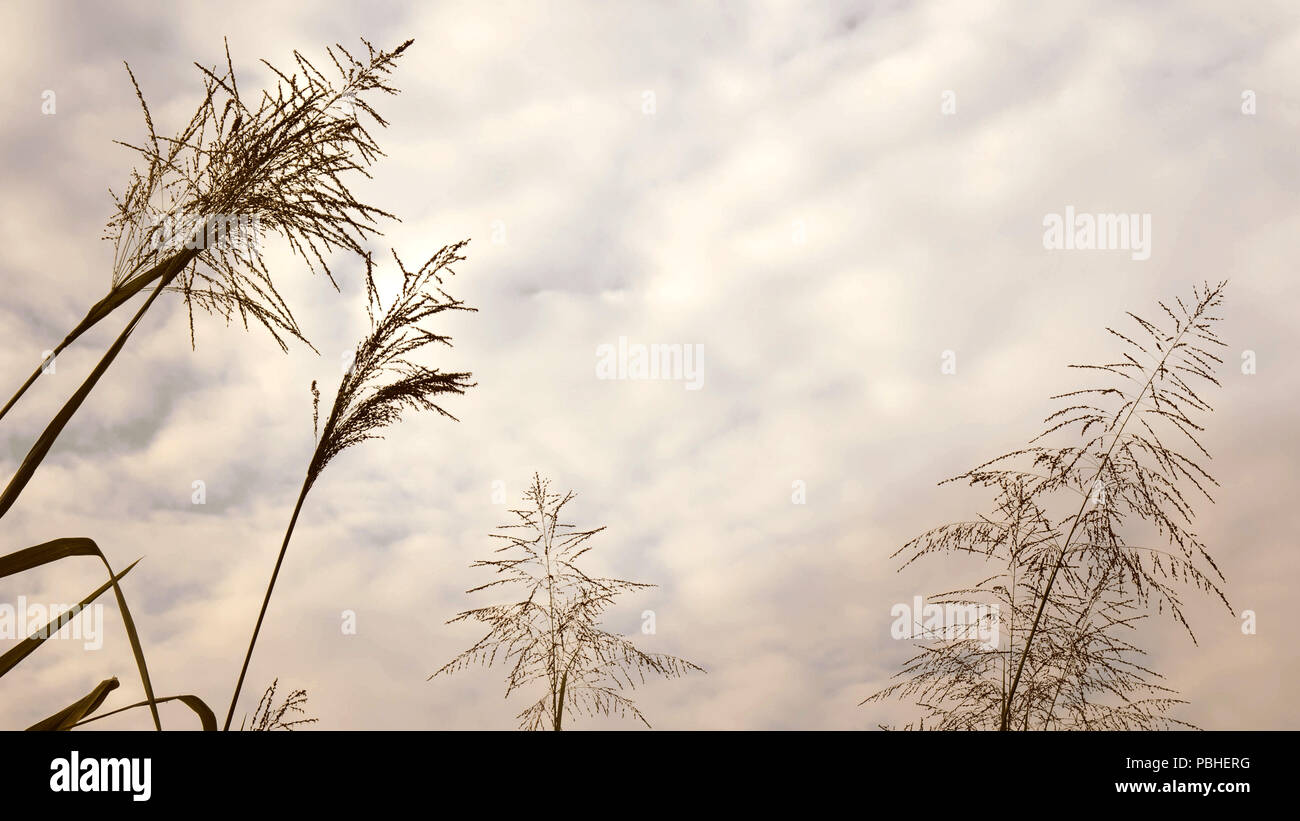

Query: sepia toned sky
1;0;1297;730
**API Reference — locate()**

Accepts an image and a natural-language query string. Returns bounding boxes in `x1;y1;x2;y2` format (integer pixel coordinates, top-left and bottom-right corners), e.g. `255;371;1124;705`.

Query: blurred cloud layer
1;0;1296;729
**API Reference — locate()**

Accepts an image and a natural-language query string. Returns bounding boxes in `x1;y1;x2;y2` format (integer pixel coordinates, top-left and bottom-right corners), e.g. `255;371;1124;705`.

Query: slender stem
225;351;349;731
553;643;585;732
1042;662;1069;731
542;493;560;729
554;670;567;731
1003;509;1017;728
224;476;312;731
0;350;60;424
999;396;1136;729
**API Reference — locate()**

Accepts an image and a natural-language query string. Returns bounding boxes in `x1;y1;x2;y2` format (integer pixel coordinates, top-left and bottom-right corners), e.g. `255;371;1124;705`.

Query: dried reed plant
865;282;1230;730
432;475;703;729
1;37;413;424
224;243;475;730
1;37;423;731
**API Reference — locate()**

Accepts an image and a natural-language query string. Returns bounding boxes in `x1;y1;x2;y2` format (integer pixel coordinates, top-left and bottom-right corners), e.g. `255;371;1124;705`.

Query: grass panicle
0;37;416;425
241;679;318;731
432;474;703;730
225;243;475;730
866;282;1230;731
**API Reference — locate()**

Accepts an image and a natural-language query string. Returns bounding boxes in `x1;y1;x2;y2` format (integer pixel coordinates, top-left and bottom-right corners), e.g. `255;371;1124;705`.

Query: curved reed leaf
71;694;218;731
0;558;139;678
0;537;162;729
27;677;120;731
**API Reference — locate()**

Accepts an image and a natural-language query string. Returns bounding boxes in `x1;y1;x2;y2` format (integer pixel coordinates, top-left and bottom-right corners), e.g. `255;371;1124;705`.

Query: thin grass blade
27;677;120;731
0;539;162;730
0;558;139;676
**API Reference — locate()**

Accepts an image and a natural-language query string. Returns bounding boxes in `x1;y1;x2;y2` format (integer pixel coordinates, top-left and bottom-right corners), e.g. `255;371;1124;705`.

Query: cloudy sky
1;0;1297;730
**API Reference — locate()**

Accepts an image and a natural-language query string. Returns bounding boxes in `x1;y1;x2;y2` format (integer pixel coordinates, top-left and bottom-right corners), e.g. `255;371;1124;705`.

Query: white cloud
1;0;1296;730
